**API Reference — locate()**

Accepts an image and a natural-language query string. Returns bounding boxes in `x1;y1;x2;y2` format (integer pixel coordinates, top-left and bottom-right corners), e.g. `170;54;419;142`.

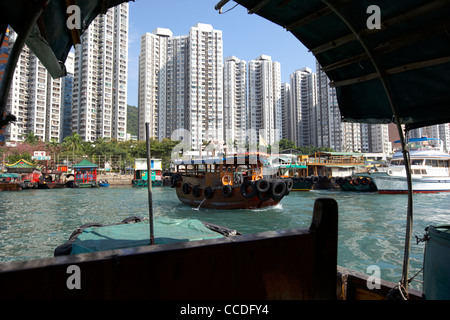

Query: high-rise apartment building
72;3;128;142
188;23;224;151
315;61;342;151
289;67;316;147
248;55;281;146
223;56;247;147
61;52;74;141
138;28;174;140
138;23;223;151
280;83;292;141
5;29;62;142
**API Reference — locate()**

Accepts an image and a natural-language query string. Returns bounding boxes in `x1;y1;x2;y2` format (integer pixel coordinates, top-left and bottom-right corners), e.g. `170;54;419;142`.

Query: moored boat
98;180;110;187
271;154;313;191
0;173;23;191
364;138;450;194
38;170;66;189
172;153;291;209
337;176;378;192
132;158;164;187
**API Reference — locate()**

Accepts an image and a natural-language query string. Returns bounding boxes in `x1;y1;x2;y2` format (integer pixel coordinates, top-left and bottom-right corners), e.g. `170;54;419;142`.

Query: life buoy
362;177;369;185
271;180;286;200
285;178;294;192
255;179;270;193
170;174;180;188
192;185;201;197
222;174;232;185
204;187;214;199
240;180;256;198
182;183;190;194
258;189;272;201
222;185;232;197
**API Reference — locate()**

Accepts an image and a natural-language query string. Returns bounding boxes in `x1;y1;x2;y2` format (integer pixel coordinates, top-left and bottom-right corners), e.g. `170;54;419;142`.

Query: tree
278;139;297;152
63;133;83;154
22;132;40;145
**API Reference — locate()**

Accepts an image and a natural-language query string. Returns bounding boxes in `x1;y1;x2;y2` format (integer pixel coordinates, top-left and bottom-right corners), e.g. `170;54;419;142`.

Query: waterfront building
188;23;224;151
61;52;74;141
138;23;223;151
72;3;128;142
223;56;247;148
4;29;62;142
289;67;316;147
280;83;293;141
315;61;342;151
138;28;174;141
248;55;281;146
368;124;392;154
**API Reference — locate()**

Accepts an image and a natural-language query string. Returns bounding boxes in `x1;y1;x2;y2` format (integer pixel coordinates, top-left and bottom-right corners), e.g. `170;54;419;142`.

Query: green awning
230;0;450;130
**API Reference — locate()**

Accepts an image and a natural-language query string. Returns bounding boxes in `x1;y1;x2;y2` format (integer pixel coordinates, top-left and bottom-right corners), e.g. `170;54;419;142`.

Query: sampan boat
171;153;293;209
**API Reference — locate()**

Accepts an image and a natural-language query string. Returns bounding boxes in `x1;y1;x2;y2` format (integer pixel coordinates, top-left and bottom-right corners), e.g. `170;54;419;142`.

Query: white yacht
366;138;450;194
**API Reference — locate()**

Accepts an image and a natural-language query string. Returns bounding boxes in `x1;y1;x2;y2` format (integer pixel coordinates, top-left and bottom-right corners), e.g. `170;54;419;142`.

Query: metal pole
145;123;154;245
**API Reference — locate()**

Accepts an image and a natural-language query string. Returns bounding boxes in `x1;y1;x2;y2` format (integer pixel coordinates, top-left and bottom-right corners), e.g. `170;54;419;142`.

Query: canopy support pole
145;123;154;245
322;0;413;299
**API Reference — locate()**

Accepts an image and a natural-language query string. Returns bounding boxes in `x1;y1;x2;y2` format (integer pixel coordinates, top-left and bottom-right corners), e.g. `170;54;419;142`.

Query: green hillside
127;105;138;137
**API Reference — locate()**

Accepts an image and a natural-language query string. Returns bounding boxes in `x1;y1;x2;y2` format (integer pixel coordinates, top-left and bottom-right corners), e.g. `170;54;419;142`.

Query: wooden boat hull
38;182;65;189
292;179;313;191
0;183;22;191
174;178;284;210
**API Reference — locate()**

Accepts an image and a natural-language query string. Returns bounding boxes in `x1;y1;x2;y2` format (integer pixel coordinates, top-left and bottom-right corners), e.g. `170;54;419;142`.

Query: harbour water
1;185;449;291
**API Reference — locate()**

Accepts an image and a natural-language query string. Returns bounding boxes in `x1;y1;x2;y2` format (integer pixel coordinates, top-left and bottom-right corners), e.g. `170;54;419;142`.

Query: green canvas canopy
55;217;235;256
229;0;450;130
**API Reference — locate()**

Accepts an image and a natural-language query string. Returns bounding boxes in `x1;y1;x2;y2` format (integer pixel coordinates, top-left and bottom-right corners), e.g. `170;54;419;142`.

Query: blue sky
127;0;317;107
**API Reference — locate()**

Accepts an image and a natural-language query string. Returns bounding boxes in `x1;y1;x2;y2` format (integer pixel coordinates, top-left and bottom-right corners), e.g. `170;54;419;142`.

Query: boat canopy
56;217;229;255
394;137;441;144
0;173;20;178
228;0;450;130
173;152;269;166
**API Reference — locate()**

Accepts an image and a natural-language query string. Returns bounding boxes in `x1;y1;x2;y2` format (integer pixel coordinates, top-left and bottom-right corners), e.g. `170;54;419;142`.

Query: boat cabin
307;152;366;178
132;158;163;187
73;159;98;187
174;153;267;187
